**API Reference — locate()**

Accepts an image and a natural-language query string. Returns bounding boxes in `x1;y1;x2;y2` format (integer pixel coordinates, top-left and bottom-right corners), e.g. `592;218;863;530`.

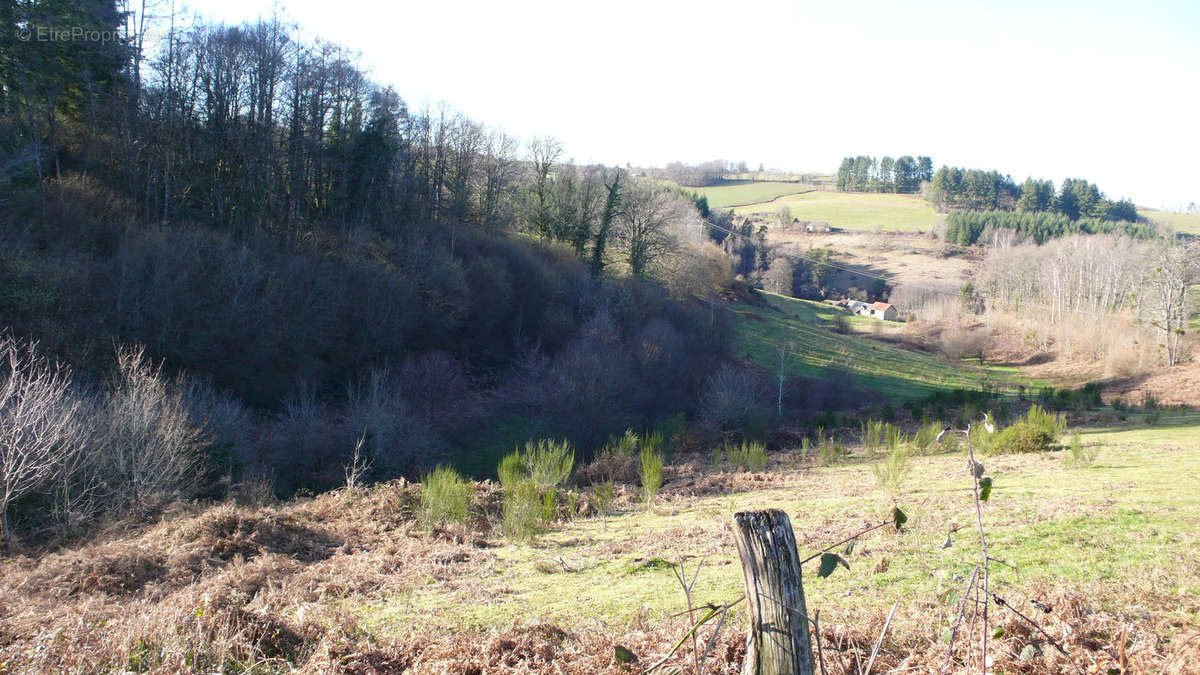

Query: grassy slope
363;413;1200;668
734;191;939;232
735;291;1013;402
684;181;816;208
1139;208;1200;235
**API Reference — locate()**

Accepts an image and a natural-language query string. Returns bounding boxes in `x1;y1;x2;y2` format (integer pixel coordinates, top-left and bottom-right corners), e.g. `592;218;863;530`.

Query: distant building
868;302;899;321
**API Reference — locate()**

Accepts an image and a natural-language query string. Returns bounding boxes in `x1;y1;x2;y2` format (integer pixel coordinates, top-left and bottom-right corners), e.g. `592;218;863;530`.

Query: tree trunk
732;509;814;675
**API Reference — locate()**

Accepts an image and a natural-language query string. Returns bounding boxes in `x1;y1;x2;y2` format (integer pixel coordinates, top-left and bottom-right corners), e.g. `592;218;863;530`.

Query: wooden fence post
732;509;814;675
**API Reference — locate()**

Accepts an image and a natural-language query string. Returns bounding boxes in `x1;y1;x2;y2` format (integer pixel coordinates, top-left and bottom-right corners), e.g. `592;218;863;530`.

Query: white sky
182;0;1199;209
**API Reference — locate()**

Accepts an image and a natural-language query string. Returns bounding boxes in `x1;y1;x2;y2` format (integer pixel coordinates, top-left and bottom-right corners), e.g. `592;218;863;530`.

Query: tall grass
418;465;473;529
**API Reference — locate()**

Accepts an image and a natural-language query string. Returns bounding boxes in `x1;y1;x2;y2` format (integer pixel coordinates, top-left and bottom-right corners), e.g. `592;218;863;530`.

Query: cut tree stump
732;509;814;675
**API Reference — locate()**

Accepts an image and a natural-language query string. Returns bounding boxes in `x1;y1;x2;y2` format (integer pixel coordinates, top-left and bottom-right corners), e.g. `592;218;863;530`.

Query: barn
868;302;899;321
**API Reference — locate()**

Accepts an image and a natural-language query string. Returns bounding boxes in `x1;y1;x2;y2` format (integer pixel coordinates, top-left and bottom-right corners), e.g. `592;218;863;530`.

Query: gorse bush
418;465;473;529
639;446;663;508
989;422;1055;454
726;440;768;472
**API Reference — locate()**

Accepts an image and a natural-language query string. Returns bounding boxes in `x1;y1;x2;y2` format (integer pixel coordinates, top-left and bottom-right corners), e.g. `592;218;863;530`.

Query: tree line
835;155;934;193
927;168;1138;223
944;209;1156;246
2;4;709;280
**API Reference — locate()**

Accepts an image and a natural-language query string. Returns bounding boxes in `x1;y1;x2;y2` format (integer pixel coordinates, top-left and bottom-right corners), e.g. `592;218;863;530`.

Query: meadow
734;190;940;232
1139;208;1200;235
4;410;1195;672
684;180;817;208
735;291;1012;402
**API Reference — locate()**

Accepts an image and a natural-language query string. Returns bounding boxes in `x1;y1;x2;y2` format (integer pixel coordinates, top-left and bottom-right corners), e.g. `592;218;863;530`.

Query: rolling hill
735;291;1017;403
733;190;940;232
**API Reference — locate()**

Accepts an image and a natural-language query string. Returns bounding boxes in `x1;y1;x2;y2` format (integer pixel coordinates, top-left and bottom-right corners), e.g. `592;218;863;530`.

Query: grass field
682;180;816;208
734;190;940;232
358;412;1200;672
735;291;1014;402
4;410;1197;672
1139;208;1200;235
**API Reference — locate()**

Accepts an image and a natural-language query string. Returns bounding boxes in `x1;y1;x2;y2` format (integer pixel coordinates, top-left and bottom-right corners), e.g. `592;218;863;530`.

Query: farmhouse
868;302;898;321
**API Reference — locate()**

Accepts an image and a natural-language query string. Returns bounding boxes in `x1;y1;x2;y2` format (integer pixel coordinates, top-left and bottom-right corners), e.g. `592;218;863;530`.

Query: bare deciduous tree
613;181;692;279
101;346;206;514
1146;240;1196;366
0;337;81;548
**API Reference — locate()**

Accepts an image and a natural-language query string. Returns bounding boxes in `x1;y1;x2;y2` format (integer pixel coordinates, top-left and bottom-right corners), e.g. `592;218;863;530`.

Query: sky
180;0;1199;209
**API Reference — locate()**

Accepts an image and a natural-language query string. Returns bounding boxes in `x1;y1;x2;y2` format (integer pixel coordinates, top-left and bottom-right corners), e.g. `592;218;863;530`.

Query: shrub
523;439;574;492
0;336;88;545
1025;404;1066;439
609;429;640;458
884;423;905;452
101;345;208;514
497;450;526;488
418;465;473;529
862;419;884;452
591;481;615;523
726;440;768;472
498;439;575;540
639;446;663;508
818;433;845;464
698;364;772;437
1064;432;1099;468
502;479;542;540
912;421;945;454
989;422;1054;454
872;443;912;494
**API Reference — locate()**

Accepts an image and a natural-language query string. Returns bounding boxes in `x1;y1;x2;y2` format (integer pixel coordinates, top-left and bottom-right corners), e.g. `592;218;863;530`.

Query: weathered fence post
732;509;814;675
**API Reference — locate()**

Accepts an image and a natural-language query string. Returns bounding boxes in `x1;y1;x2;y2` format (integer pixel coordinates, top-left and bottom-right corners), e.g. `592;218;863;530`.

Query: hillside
1139;208;1200;235
735;292;1014;403
682;180;816;208
733;190;940;232
2;411;1196;672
